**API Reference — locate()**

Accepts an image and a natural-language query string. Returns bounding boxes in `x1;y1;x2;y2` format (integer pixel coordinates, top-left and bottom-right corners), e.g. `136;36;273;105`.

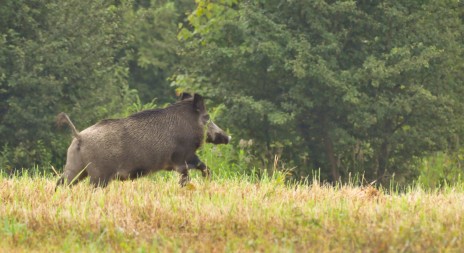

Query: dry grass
1;174;463;252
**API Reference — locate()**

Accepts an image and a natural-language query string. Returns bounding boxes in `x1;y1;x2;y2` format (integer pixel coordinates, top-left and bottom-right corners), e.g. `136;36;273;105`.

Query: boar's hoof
55;177;65;191
179;174;191;187
201;168;211;179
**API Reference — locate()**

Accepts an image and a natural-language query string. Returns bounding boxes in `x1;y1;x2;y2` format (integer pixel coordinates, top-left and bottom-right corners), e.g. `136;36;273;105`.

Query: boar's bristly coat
56;94;229;189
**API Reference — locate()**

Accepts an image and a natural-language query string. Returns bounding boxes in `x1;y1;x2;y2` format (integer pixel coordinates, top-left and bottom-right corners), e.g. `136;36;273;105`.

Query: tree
175;0;464;183
0;0;132;170
123;0;194;104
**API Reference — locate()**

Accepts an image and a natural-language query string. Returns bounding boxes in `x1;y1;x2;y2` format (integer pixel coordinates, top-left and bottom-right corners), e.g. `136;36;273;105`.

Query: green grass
1;171;464;252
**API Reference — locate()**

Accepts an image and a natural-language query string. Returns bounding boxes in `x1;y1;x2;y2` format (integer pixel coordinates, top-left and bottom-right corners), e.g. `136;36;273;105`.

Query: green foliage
123;0;194;103
0;0;133;169
117;94;159;118
418;150;464;188
175;0;464;184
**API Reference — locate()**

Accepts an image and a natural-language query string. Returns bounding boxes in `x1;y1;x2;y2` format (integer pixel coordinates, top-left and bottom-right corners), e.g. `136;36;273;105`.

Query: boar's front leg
186;155;211;178
176;164;190;187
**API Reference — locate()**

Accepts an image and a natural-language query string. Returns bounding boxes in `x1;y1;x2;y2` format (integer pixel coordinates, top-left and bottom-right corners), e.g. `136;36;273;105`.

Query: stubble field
0;173;463;252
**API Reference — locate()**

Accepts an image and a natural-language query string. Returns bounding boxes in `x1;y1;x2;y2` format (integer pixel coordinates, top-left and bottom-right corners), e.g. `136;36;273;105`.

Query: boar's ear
179;92;192;101
193;94;206;112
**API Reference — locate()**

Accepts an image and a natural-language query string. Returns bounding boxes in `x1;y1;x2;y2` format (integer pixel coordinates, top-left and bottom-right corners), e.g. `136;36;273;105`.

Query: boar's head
179;93;231;145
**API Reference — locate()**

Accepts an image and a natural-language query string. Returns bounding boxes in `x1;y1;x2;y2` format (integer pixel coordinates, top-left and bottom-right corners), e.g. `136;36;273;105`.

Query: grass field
1;172;463;252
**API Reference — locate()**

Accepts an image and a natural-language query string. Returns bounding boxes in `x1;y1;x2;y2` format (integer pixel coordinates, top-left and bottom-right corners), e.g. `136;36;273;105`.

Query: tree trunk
324;133;340;182
322;115;340;182
377;139;389;184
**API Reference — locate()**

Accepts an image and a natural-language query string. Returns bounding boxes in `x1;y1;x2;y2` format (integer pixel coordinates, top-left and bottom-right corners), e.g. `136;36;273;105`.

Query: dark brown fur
56;94;230;189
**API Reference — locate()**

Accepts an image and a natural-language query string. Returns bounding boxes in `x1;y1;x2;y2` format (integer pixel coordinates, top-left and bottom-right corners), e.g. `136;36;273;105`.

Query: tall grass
417;151;464;188
1;166;464;252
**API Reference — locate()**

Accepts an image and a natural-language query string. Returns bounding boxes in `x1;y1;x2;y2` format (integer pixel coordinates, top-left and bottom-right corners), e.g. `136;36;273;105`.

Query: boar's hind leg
176;164;190;187
56;169;88;189
87;164;113;188
187;155;211;178
55;156;88;191
89;176;111;188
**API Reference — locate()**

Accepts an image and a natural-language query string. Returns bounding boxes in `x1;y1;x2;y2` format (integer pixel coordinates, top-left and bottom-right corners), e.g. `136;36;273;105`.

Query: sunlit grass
1;171;463;252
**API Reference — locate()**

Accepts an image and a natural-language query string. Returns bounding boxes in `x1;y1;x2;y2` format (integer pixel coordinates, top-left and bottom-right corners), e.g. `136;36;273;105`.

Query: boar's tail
56;112;81;140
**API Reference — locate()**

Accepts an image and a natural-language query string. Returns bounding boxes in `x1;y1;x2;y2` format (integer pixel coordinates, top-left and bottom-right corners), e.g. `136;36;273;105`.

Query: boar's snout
206;121;231;145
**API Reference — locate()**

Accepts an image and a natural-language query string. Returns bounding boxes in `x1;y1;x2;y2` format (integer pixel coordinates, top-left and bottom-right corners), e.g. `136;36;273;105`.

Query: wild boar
55;93;230;189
